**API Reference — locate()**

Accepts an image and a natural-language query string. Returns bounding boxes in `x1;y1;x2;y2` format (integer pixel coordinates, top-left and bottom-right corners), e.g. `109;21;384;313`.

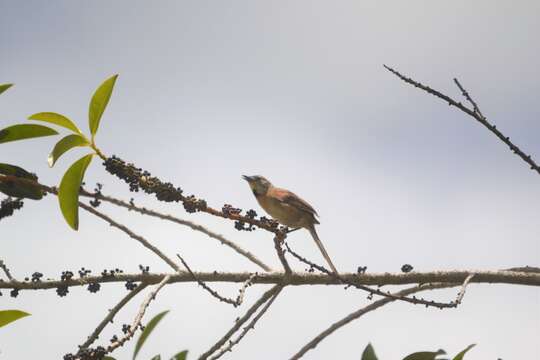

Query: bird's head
242;175;272;196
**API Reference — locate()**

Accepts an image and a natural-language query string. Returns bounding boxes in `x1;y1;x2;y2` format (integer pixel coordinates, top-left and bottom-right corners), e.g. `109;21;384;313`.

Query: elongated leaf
361;343;378;360
0;310;30;328
0;163;37;180
0;124;58;144
48;134;89;167
452;344;476;360
28;112;82;134
402;349;446;360
171;350;188;360
89;74;118;137
0;163;43;200
133;310;169;360
58;154;93;230
103;357;116;360
151;356;161;360
0;83;13;96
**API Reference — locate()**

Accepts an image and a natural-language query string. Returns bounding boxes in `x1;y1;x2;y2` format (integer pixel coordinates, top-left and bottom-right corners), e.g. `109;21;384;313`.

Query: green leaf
150;356;161;360
48;134;89;167
361;343;378;360
103;357;116;360
28;112;82;134
403;349;446;360
0;83;13;96
0;163;43;200
133;310;169;360
452;344;476;360
58;154;93;230
0;124;58;144
171;350;188;360
0;310;30;328
89;74;118;137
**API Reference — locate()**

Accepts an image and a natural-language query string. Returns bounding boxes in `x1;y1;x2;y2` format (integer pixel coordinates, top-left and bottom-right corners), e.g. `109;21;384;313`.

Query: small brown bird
242;175;338;273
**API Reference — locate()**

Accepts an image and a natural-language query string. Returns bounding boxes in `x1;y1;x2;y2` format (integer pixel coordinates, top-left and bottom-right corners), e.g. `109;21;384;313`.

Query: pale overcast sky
1;1;539;359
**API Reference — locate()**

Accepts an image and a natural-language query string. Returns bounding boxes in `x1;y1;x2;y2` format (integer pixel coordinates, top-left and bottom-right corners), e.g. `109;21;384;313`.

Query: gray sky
1;1;539;359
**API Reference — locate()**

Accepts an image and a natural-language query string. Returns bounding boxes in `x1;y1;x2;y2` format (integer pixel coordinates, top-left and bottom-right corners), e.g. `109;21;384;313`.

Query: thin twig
384;65;540;175
285;243;457;309
274;234;292;274
453;78;484;117
80;202;181;272
107;275;171;353
455;273;475;305
290;283;453;359
0;259;14;281
199;284;283;360
176;254;255;307
208;286;283;360
78;283;149;351
81;189;272;272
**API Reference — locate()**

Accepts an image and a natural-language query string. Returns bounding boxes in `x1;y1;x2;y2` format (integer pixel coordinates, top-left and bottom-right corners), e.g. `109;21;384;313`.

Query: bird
242;175;338;273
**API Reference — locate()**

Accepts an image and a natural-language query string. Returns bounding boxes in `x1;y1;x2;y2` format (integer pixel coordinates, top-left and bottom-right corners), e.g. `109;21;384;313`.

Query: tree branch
2;269;538;291
199;284;283;360
208;286;283;360
78;283;149;351
383;65;540;175
290;283;453;359
81;189;272;272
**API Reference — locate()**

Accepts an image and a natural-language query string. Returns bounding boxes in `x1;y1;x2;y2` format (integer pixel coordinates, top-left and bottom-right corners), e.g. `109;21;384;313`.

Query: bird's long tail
308;225;338;274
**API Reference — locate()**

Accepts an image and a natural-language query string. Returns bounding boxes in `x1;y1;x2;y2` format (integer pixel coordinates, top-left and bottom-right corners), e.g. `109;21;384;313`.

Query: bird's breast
255;194;306;228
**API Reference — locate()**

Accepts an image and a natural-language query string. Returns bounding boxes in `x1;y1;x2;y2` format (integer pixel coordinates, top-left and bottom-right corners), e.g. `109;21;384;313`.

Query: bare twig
80;202;181;272
177;254;256;307
290;283;453;359
0;259;14;281
453;78;484;117
78;283;149;351
384;65;540;175
285;243;457;309
455;273;475;305
81;189;272;272
199;284;283;360
208;286;283;360
274;233;292;274
107;275;171;353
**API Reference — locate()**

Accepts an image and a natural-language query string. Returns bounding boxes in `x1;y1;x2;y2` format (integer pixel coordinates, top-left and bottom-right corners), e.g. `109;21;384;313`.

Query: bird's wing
271;188;319;218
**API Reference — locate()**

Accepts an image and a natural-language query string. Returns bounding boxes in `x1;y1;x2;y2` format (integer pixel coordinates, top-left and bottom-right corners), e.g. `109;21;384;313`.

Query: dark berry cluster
101;268;123;278
10;288;19;298
61;271;74;281
79;267;92;278
125;280;138;291
245;209;257;219
0;197;24;220
87;282;100;293
401;264;414;273
139;265;150;274
222;204;241;216
234;220;255;231
357;266;368;274
31;272;43;282
89;183;103;208
104;156;185;202
183;194;207;213
110;334;118;343
64;346;107;360
121;324;131;334
56;285;69;297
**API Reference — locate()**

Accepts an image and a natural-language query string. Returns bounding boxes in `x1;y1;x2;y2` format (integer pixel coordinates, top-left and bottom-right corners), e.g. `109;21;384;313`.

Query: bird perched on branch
242;175;338;273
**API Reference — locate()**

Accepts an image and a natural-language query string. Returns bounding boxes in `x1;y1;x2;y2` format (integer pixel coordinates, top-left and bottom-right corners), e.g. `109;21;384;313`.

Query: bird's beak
242;175;253;182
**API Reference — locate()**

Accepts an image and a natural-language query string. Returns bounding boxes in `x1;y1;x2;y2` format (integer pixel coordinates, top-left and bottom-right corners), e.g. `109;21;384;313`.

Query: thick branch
2;269;538;291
